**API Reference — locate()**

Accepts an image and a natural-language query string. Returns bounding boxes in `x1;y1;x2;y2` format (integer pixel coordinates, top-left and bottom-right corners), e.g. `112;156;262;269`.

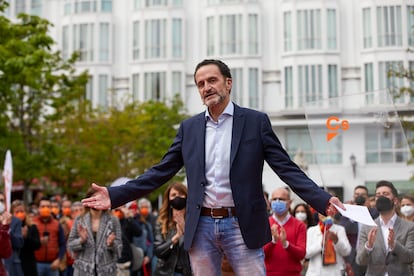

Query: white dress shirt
203;102;235;208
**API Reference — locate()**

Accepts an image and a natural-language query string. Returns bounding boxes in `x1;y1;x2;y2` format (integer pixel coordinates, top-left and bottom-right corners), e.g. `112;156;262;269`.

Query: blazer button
196;205;201;209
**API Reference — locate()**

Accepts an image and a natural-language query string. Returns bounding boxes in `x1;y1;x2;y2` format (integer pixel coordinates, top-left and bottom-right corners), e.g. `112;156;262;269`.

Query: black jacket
153;222;191;276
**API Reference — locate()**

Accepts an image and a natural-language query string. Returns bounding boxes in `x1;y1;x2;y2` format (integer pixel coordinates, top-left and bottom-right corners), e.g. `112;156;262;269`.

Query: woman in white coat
305;214;351;276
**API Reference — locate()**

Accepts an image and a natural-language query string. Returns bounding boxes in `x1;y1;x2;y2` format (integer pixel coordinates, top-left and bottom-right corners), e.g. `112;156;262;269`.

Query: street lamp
350;154;357;178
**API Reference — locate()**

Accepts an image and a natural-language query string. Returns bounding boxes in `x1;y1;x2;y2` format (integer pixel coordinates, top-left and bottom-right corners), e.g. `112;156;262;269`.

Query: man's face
271;188;291;215
353;188;368;205
375;186;393;200
195;64;232;108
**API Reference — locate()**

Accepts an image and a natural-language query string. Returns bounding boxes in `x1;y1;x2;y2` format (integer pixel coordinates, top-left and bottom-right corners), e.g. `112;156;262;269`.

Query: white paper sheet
333;203;377;226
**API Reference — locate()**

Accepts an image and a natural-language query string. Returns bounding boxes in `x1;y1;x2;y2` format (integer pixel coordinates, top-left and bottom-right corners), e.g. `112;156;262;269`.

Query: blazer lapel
230;104;245;167
195;113;206;171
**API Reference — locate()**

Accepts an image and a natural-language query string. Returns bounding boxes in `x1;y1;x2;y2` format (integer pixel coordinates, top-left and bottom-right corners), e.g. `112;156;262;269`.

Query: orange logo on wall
326;116;349;141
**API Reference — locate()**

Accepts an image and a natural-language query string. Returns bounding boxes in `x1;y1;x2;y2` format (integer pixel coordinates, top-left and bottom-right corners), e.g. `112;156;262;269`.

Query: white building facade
5;0;414;201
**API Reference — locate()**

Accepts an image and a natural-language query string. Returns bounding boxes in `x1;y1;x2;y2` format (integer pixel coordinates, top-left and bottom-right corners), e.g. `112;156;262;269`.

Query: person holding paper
356;180;414;275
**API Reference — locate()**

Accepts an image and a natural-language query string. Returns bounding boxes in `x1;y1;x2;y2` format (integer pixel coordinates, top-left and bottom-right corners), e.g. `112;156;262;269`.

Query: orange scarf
319;221;337;265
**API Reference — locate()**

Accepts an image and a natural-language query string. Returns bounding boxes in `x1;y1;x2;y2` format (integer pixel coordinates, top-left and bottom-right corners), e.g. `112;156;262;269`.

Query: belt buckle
210;208;224;219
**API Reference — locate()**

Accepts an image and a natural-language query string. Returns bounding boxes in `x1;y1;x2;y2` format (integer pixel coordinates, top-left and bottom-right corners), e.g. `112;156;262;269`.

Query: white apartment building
4;0;414;202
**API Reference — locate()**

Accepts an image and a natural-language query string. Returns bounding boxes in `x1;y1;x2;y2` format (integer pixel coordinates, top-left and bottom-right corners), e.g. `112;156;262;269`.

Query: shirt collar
273;213;291;226
379;212;398;227
205;101;234;121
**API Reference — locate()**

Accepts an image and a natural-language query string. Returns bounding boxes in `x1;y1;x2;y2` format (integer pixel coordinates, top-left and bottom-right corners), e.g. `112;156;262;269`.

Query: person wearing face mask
153;182;192;276
356;180;414;276
399;194;414;276
338;185;378;276
400;194;414;222
10;200;41;276
305;212;351;276
131;198;156;276
263;187;307;276
293;203;315;229
32;197;67;276
0;192;24;276
292;203;315;276
0;209;13;276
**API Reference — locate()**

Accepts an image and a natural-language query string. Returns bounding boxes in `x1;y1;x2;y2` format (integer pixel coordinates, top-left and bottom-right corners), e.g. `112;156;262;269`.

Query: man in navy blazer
83;59;343;275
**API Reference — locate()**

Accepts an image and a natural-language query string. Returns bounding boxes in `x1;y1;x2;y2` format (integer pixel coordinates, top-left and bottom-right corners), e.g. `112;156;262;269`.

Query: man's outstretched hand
326;196;345;216
81;183;111;210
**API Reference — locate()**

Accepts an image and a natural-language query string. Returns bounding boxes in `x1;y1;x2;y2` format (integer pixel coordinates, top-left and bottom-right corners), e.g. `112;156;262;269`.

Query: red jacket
0;224;12;276
33;216;60;262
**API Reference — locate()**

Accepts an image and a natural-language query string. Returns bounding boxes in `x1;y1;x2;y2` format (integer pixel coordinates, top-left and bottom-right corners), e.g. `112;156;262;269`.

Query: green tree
0;1;89;202
48;96;188;201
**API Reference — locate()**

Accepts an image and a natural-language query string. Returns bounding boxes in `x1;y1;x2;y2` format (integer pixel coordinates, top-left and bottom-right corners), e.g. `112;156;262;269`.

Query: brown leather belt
200;207;236;218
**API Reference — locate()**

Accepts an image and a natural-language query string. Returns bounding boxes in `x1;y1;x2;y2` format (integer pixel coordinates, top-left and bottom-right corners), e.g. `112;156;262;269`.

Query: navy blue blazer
109;103;331;250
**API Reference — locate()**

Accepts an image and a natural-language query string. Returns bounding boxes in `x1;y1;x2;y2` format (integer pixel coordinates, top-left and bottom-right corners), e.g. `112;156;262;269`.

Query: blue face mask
271;200;287;215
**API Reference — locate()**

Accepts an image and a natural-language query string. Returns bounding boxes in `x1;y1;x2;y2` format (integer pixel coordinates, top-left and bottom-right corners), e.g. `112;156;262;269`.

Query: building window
366;127;409;163
284;11;292;52
407;6;414;46
99;23;110;61
132;73;140;101
230;68;243;105
410;62;414;103
86;76;93;102
219;14;243;55
98;74;108;108
64;3;72;15
297;9;321;50
75;0;97;13
31;0;42;16
144;72;166;101
133;21;140;60
327;9;336;49
172;71;182;95
248;68;258;108
62;26;69;60
74;23;94;62
328;64;338;98
377;6;402;47
298;64;322;106
248;14;258;55
286;128;342;164
362;8;372;48
101;0;112;12
172;18;182;58
206;16;215;56
15;0;26;15
379;61;404;102
145;0;167;7
284;66;293;108
145;19;167;59
364;63;374;104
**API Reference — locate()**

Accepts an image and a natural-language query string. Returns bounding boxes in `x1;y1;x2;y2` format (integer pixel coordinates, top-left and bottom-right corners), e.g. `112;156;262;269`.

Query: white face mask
400;205;414;217
0;202;5;214
295;211;307;222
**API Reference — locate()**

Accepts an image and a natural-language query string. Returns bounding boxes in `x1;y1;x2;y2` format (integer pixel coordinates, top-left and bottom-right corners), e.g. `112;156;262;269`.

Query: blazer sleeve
391;221;414;264
356;224;372;266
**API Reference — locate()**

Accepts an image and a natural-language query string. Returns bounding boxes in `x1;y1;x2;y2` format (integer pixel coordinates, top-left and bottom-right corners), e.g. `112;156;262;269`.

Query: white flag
3;150;13;212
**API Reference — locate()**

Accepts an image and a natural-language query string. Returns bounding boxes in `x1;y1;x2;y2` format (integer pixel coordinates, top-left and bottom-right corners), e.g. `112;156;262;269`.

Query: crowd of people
0;179;413;276
1;59;414;275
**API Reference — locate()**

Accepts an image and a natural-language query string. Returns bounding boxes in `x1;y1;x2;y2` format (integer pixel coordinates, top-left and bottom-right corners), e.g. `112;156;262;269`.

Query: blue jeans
36;262;59;276
188;216;265;276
